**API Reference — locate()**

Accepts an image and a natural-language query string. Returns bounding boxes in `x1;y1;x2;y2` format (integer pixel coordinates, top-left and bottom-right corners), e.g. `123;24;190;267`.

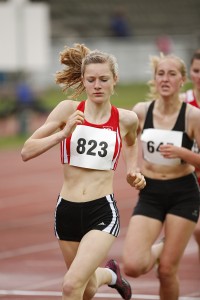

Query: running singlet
60;101;122;170
140;101;193;166
184;89;200;108
184;89;200;153
184;89;200;184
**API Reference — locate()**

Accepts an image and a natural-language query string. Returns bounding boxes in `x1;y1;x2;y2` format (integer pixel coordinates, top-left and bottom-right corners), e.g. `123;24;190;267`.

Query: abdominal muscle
60;164;114;202
142;160;195;180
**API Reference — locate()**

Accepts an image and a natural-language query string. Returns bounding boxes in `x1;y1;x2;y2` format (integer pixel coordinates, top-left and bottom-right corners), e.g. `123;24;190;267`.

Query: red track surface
0;148;200;299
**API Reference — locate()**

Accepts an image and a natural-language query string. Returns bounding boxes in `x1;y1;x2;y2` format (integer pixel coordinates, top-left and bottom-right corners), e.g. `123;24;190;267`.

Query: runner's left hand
126;172;146;190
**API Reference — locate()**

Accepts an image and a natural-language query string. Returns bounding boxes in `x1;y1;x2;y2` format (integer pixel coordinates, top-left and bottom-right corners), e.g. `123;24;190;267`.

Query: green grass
39;82;148;110
0;135;28;150
113;83;148;108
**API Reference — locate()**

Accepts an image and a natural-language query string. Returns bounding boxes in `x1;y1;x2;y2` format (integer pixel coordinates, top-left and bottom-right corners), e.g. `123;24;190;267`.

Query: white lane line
0;290;60;296
0;242;58;259
0;290;199;299
20;277;63;290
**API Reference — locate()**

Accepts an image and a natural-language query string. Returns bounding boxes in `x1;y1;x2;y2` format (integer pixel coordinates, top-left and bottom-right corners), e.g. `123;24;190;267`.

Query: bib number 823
76;138;108;157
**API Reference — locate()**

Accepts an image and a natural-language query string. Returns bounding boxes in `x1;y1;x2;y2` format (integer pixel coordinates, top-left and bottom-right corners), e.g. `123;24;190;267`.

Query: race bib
70;125;116;170
141;128;183;166
192;140;200;154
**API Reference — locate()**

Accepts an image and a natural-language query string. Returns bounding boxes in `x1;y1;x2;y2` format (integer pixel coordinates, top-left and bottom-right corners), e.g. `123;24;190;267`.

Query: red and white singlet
60;101;122;171
184;89;200;108
184;89;200;184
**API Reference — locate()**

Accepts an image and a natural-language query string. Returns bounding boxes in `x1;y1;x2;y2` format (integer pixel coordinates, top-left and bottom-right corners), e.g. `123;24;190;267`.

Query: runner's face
190;59;200;91
154;58;184;98
83;63;117;103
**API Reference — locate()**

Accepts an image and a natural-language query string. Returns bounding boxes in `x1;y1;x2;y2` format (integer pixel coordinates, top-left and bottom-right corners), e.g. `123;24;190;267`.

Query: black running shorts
133;173;200;223
54;194;120;242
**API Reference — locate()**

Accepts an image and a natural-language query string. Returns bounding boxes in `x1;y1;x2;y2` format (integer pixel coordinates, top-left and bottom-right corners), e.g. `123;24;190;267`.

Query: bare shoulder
47;99;80;122
55;99;79;112
118;108;138;138
187;103;200;122
132;100;151;118
118;108;138;127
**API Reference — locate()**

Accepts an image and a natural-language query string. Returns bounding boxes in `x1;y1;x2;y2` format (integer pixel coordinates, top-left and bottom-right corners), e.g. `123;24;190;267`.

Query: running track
0;147;200;300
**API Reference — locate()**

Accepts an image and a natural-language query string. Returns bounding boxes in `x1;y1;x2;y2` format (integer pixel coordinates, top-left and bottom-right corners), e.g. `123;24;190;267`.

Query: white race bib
70;125;116;170
141;128;183;166
192;140;200;154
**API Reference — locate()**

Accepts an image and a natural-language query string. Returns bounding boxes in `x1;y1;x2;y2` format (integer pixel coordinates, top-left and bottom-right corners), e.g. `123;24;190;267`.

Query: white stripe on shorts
103;194;120;237
54;195;62;239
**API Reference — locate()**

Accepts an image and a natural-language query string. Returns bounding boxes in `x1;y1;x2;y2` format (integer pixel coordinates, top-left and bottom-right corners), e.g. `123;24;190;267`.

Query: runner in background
181;49;200;260
123;53;200;300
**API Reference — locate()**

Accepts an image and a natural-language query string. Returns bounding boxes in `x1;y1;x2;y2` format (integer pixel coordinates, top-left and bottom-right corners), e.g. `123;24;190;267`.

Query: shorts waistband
144;172;196;184
58;193;114;207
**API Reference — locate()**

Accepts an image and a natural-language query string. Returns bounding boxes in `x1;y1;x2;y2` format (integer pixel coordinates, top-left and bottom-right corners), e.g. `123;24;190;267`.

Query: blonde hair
55;43;119;98
147;53;187;99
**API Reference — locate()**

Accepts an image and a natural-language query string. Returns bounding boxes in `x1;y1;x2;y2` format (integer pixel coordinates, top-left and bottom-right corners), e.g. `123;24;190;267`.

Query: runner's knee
157;261;177;284
123;256;150;278
62;275;83;298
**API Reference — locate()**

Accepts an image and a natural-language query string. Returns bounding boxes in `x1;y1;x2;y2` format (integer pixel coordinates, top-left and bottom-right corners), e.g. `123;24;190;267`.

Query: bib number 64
147;141;173;153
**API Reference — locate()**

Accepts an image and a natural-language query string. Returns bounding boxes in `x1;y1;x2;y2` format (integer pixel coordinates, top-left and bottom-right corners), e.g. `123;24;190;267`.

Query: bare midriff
60;164;114;202
141;160;195;180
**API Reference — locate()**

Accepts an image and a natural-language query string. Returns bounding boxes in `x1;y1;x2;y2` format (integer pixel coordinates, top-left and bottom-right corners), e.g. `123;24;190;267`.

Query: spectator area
28;0;200;39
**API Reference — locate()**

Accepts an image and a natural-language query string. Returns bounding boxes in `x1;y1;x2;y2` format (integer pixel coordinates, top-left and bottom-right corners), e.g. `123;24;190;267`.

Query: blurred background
0;0;200;146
